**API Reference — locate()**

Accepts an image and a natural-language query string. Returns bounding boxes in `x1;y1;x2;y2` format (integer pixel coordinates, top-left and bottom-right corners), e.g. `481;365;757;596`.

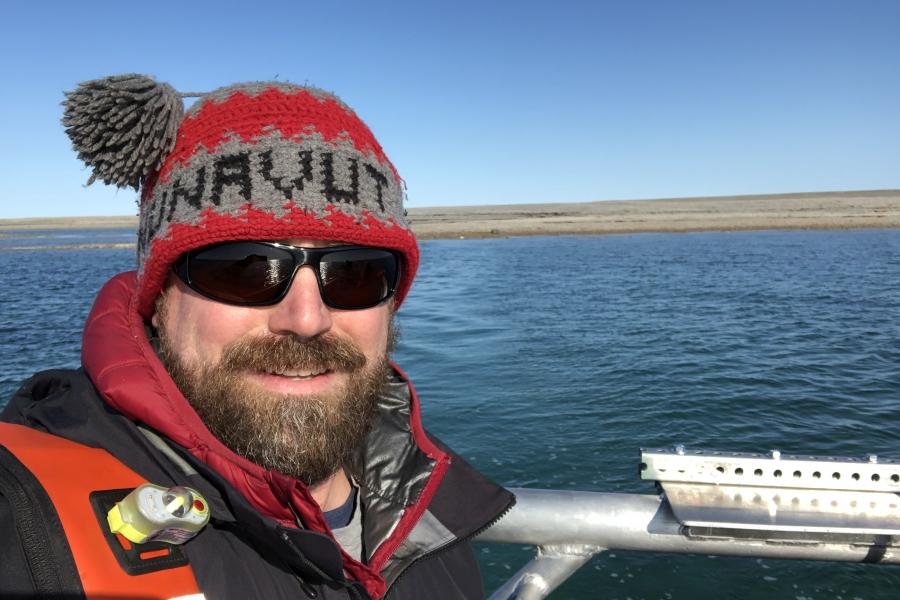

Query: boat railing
477;446;900;599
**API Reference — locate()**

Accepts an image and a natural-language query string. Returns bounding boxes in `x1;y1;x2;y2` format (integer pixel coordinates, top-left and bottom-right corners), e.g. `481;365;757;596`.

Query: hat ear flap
62;74;183;190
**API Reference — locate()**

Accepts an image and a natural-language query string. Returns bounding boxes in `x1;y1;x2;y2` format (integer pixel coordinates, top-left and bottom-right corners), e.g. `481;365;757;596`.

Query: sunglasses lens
187;242;295;304
320;248;399;309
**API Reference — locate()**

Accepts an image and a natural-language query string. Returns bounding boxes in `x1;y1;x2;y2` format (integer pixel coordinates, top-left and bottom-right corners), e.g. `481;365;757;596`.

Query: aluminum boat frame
477;446;900;599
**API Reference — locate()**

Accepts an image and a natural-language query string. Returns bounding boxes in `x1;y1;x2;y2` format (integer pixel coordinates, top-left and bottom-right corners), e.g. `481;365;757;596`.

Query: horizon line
1;188;898;223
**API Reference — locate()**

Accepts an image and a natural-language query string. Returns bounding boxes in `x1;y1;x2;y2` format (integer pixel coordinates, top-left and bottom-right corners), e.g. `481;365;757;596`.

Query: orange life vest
0;422;203;600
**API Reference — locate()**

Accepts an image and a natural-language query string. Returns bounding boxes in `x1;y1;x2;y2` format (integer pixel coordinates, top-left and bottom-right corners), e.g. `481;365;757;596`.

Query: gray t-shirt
330;488;363;562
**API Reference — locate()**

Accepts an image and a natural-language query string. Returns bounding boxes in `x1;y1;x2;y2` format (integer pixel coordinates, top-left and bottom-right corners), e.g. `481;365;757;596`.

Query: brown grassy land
407;190;900;239
1;190;897;243
0;215;139;231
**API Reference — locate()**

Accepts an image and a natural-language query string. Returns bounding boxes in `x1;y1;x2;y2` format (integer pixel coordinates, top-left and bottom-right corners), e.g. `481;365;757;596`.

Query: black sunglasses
174;241;400;309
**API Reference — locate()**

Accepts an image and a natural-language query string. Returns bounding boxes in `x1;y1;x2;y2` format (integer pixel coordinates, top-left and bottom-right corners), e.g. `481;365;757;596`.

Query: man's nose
266;266;333;338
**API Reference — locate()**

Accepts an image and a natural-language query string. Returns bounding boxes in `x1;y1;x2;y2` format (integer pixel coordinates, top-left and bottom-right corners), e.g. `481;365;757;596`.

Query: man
0;75;514;599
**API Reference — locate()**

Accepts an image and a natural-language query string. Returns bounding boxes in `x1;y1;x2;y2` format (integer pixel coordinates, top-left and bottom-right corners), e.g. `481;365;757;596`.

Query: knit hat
63;74;418;318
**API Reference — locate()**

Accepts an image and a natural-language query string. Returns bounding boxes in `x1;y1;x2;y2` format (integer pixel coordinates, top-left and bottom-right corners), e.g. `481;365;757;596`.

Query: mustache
219;334;367;374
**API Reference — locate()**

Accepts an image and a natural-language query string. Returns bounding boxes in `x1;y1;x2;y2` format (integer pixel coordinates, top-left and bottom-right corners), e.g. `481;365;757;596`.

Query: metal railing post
478;448;900;598
487;544;602;600
478;488;900;598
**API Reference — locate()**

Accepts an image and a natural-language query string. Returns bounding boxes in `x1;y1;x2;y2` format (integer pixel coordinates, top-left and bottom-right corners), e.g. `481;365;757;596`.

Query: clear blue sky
1;0;898;218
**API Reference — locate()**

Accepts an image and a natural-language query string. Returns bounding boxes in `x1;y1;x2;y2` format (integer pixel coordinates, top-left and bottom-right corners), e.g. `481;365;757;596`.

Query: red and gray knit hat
63;74;418;318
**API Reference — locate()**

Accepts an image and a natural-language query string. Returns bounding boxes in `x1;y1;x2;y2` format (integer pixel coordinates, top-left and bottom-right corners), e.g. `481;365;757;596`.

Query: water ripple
3;228;900;598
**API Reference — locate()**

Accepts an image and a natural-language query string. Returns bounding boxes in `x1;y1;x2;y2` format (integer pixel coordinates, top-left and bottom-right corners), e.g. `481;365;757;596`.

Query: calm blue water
2;228;899;599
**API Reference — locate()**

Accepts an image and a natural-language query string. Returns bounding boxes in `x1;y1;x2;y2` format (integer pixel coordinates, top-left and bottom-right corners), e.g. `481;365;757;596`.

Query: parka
0;273;515;599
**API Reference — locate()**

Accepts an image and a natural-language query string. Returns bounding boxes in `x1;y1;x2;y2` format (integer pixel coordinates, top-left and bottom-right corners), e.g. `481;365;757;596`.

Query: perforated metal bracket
641;446;900;539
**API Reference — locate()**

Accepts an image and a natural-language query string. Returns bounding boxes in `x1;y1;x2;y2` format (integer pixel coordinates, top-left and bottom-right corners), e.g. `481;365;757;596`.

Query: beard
158;324;393;487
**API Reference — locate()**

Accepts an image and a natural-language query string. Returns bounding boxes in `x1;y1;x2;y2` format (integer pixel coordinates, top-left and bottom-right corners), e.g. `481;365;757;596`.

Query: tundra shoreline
2;190;898;245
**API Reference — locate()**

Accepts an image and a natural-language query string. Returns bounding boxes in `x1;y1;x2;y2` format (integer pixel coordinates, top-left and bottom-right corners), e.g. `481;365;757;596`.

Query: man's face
153;239;395;485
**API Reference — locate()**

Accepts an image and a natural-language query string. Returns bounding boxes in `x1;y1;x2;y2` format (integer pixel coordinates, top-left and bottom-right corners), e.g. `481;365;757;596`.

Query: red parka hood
81;272;451;597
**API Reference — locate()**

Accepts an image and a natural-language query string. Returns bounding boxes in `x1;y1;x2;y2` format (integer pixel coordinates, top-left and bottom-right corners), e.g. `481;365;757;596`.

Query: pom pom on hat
62;74;183;189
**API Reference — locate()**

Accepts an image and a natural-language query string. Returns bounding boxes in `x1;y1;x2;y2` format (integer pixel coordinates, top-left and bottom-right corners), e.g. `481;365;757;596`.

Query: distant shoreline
2;190;898;243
